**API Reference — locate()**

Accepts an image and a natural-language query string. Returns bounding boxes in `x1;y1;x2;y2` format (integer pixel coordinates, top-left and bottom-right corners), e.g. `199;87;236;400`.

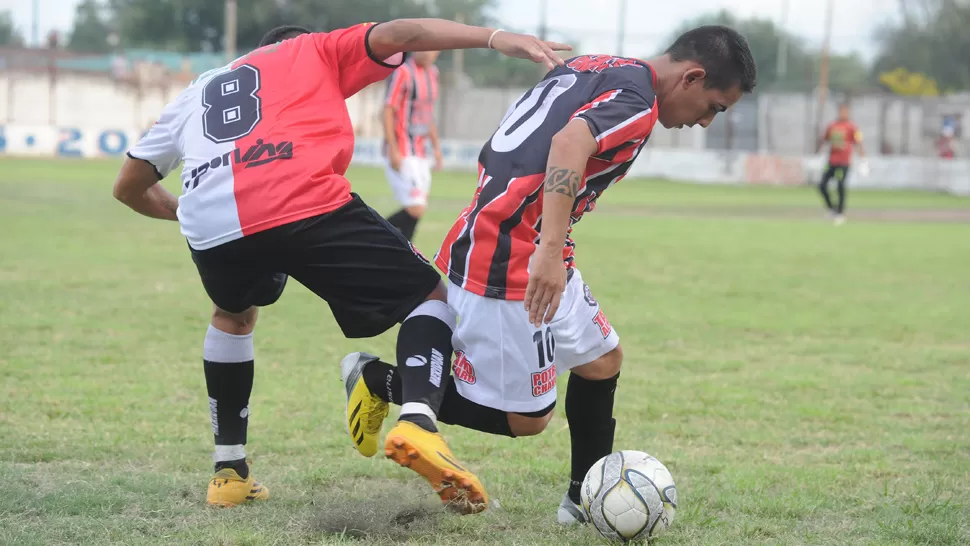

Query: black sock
364;359;514;437
204;360;253;478
819;179;834;211
395;300;455;433
566;372;619;504
387;209;418;240
836;177;846;214
362;359;401;404
203;325;255;478
438;379;515;437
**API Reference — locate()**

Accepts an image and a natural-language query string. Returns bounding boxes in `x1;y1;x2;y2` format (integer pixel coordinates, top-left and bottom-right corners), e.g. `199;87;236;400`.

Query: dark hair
665;25;757;93
259;25;312;48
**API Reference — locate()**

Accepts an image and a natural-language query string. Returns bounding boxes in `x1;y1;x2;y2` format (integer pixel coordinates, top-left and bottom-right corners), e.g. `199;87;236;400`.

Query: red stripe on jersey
595;99;658;152
573;90;620;119
436;166;486;276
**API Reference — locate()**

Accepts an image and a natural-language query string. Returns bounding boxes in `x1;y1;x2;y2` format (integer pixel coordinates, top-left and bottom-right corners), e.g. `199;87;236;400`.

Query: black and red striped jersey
434;55;659;300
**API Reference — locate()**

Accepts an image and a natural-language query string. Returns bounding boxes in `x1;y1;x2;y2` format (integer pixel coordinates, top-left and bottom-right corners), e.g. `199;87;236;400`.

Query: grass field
1;156;969;545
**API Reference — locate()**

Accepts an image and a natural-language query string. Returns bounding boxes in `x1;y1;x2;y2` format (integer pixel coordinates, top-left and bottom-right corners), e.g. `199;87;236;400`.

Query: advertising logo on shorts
593;309;612;338
452;350;476;385
531;365;557;397
583;284;598;307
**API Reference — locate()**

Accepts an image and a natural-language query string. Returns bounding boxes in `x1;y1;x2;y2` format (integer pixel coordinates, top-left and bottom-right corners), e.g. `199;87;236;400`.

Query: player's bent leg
559;345;623;524
384;288;488;514
204;305;269;507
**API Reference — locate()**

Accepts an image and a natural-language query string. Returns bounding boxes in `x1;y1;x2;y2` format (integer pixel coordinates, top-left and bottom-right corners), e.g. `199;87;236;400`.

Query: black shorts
190;194;441;338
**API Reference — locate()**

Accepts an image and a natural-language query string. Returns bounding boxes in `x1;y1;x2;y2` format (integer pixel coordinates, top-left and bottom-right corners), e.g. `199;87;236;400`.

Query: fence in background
2;46;969;195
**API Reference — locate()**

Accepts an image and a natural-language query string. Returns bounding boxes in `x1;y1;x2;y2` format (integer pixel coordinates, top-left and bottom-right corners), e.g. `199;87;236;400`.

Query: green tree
872;0;970;92
68;0;114;53
0;10;24;47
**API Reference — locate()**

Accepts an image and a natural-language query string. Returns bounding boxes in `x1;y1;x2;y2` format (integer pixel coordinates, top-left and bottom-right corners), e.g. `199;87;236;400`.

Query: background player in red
342;25;757;521
110;18;569;512
383;50;442;241
817;102;867;225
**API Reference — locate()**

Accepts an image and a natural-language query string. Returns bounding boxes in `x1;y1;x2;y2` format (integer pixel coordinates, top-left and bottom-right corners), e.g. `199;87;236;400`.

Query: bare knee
211;306;258;335
507;411;554;437
405;205;426;219
571;344;623;380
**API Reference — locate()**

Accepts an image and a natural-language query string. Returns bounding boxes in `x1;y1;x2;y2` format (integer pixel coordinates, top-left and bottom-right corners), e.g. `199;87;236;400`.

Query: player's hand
390;149;403;172
434;149;444;171
524;246;567;327
490;31;572;71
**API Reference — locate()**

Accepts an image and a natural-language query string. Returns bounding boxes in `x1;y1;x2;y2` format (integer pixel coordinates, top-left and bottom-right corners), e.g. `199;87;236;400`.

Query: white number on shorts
532;328;556;369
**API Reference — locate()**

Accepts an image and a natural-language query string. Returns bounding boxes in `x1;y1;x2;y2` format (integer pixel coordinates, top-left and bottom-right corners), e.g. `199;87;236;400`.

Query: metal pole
538;0;548;41
814;0;835;143
616;0;627;56
776;0;791;80
225;0;238;62
32;0;40;47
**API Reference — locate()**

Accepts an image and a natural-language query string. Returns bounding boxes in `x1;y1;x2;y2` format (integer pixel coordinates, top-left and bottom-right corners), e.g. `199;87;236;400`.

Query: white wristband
488;28;504;49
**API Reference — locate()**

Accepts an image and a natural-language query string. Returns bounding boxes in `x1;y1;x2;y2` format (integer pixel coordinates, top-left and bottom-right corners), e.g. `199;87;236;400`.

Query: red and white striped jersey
128;23;402;250
435;55;659;300
384;59;440;158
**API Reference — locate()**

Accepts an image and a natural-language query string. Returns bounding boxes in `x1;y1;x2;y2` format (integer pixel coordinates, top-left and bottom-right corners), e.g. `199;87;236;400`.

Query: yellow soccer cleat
206;467;269;507
340;352;390;457
384;420;488;514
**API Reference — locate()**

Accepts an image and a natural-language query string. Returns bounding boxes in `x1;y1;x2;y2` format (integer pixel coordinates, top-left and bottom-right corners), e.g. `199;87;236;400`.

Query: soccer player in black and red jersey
343;25;757;521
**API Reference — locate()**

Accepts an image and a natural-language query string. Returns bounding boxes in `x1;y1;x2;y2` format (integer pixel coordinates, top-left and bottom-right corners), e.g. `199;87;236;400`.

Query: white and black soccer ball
580;450;677;542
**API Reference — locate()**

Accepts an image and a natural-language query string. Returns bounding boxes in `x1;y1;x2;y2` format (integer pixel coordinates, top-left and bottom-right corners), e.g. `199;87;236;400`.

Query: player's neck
643;55;674;106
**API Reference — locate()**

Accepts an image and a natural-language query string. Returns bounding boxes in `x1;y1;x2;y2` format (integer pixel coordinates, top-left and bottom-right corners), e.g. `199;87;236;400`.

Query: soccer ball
580;450;678;542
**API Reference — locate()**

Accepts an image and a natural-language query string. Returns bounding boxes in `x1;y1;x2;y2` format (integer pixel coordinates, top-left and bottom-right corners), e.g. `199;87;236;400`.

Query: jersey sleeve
572;86;658;154
314;22;406;98
127;97;185;180
384;66;410;110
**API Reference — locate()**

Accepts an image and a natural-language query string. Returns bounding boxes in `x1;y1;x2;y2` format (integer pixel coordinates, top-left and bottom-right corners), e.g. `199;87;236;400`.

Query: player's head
657;25;757;129
258;25;312;48
838;103;851;121
413;51;441;67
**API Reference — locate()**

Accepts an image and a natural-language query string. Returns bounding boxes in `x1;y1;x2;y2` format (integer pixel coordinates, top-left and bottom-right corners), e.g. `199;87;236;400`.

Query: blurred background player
112;17;570;512
341;24;756;522
817;103;866;225
382;50;443;241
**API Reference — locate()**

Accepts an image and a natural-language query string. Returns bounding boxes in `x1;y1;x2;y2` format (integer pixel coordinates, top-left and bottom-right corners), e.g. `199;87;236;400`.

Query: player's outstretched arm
524;119;598;327
368;19;571;70
113;158;179;221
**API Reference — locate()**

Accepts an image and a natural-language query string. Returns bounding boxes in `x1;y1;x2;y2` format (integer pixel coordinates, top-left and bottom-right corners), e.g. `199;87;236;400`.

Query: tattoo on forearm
544;167;581;198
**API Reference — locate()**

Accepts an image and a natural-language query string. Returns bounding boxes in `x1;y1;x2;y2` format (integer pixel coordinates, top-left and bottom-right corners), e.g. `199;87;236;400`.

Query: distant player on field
110;18;569;512
340;25;756;520
382;50;442;241
817;103;866;225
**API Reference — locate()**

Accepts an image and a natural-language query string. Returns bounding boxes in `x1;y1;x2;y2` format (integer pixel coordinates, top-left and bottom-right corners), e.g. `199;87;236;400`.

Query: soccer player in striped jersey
383;51;442;241
343;25;757;521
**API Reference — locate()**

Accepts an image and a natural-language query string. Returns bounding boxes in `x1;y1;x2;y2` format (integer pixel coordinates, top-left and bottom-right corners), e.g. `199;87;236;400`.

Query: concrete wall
3;69;969;196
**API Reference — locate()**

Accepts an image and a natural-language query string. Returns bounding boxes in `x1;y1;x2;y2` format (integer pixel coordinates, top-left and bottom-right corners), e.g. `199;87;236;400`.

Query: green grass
1;156;969;545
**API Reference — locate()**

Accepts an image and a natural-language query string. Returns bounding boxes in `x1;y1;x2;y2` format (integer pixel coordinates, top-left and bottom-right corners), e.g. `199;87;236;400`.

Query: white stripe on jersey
594;107;653;143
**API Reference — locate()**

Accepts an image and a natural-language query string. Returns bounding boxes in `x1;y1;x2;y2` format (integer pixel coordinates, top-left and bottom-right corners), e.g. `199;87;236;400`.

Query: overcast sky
5;0;893;59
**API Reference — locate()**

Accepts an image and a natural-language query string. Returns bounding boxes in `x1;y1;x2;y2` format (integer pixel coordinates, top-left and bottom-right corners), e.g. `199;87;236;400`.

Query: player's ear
683;67;706;88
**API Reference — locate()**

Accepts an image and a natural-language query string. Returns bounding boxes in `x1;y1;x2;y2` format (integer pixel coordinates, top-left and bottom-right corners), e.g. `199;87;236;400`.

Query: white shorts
385;156;432;207
447;269;620;413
